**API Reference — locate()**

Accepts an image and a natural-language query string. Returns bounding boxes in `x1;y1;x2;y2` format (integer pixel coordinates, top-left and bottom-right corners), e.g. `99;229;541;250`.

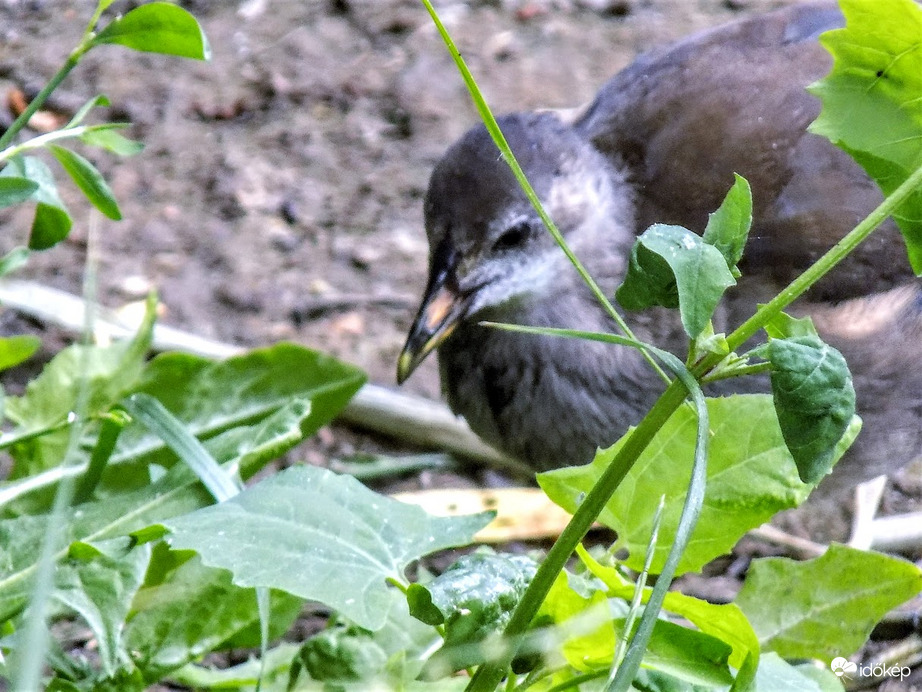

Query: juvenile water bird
397;2;922;491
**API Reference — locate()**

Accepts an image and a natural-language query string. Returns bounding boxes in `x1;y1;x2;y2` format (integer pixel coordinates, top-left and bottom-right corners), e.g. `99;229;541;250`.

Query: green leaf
702;173;752;277
52;544;151;677
0;155;72;249
0;176;39;208
539;395;813;575
0;335;40;372
767;335;856;483
407;552;537;666
298;626;389;682
100;343;365;489
0;399;324;623
631;617;734;689
30;202;73;250
754;653;832;692
81;127;144;157
49;144;122;220
763;310;819;340
3;296;155;477
808;0;922;273
736;544;922;661
292;593;437;688
535;569;614;673
577;545;759;679
616;224;736;338
65;95;111;128
92;3;211;60
0;464;214;623
125;547;302;683
163;465;492;631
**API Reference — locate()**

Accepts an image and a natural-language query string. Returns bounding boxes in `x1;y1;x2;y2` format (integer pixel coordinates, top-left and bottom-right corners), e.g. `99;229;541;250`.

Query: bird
396;2;922;493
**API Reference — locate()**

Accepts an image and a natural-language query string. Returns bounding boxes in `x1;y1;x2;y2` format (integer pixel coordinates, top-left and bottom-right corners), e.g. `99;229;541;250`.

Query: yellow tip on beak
397;285;465;384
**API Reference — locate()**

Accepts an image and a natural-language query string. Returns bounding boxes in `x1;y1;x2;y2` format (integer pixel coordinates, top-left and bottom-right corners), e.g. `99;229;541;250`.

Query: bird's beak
397;263;469;384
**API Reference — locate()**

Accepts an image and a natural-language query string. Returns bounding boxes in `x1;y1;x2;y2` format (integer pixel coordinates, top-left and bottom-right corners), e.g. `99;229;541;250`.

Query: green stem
0;124;100;163
465;378;689;692
0;0;106;152
0;54;82;152
726;160;922;351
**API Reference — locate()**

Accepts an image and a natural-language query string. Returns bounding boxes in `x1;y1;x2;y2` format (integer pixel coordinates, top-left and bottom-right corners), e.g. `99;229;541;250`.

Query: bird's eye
491;221;531;253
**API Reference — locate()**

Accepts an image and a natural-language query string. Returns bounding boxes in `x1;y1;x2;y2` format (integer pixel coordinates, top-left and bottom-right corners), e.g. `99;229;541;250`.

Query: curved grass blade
121;392;241;503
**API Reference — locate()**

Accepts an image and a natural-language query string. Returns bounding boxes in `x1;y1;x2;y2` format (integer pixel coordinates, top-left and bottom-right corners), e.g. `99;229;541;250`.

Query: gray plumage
398;2;922;491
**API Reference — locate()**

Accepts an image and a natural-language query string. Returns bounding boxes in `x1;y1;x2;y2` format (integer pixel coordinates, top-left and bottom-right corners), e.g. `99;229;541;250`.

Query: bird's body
398;2;922;491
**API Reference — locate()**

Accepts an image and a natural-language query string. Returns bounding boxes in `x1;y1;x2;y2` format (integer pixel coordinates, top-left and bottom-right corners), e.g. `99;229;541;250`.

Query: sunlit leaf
164;465;492;631
809;0;922;272
736;544;922;660
49;144;122;220
92;3;211;60
616;223;736;338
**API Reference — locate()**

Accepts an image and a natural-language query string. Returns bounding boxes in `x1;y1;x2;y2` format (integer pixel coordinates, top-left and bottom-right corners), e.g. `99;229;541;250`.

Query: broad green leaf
0;400;323;622
408;552;538;674
702;173;752;277
754;653;831;692
616;224;736;338
0;464;213;622
0;335;40;372
535;569;614;673
30;201;72;250
539;395;813;575
52;544;151;677
577;545;759;678
298;626;389;682
0;155;72;249
49;145;122;220
163;465;492;631
408;553;536;633
767;335;856;483
630;617;734;689
736;544;922;661
98;343;365;491
92;3;211;60
808;0;922;272
0;176;38;208
3;296;155;477
81;127;144;157
125;549;302;683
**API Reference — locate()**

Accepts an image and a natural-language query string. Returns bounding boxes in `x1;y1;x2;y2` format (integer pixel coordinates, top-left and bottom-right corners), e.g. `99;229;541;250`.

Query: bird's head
397;112;632;383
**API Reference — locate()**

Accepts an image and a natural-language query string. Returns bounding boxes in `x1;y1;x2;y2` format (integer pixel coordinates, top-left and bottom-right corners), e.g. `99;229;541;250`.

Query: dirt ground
0;0;815;402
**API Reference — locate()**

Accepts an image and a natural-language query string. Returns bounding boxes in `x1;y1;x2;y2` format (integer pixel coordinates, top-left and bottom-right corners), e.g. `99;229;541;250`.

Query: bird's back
575;1;914;302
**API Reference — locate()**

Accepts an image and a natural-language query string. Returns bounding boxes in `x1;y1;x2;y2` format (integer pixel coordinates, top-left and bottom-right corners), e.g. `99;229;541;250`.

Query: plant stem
727;162;922;351
0;54;82;152
465;378;690;692
0;124;101;163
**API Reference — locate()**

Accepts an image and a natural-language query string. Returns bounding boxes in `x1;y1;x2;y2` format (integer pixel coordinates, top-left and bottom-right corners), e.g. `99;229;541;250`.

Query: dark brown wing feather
574;2;913;301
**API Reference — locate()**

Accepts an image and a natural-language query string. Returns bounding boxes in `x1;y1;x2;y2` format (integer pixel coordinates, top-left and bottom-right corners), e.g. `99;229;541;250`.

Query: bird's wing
574;1;914;301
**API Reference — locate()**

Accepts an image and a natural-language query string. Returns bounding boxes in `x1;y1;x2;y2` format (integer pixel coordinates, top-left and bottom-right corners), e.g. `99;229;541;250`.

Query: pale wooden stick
0;278;519;471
